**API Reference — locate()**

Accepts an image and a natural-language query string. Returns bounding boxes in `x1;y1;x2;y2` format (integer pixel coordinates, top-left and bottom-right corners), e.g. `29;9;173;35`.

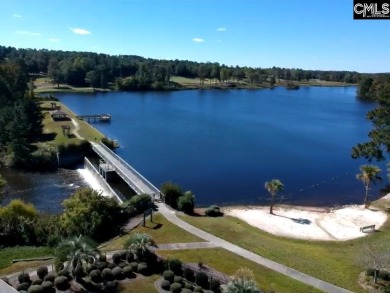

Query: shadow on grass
39;132;57;142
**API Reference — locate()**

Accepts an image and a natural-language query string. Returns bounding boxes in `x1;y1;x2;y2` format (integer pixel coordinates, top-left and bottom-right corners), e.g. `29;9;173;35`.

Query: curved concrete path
156;202;353;293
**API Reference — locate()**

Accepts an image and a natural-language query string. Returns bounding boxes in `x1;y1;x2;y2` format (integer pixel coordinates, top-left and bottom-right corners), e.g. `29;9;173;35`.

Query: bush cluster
205;205;223;217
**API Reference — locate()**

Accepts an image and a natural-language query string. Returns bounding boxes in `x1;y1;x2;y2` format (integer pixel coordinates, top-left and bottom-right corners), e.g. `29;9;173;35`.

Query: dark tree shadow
273;213;311;225
40;132;57;142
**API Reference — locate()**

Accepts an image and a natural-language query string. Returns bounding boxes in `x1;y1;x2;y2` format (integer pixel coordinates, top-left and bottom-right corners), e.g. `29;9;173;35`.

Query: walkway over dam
91;142;161;198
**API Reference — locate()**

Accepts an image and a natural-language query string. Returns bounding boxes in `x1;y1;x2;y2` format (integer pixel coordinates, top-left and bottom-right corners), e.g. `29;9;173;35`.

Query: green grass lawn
40;101;104;146
170;76;208;86
158;248;323;293
102;213;204;251
179;207;390;293
0;246;53;275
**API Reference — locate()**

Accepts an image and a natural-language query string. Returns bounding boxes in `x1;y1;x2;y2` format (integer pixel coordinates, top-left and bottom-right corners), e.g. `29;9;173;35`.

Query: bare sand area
224;200;389;241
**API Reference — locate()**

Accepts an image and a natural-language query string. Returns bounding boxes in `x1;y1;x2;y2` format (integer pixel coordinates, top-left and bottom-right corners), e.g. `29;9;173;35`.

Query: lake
56;86;384;207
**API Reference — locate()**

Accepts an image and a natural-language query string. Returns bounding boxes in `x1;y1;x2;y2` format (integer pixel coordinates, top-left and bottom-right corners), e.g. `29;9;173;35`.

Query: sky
0;0;389;73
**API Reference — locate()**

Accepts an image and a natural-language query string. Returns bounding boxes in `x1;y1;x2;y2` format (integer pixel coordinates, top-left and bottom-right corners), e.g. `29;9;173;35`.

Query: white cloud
192;38;205;43
49;38;61;42
71;28;91;35
12;14;22;18
217;27;226;31
14;30;41;36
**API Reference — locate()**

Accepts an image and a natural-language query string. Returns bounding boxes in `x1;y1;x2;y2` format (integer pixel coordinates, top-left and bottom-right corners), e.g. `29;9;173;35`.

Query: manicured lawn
158;248;323;293
0;246;53;274
171;76;208;85
119;275;159;293
102;213;204;251
179;207;390;293
40;101;104;146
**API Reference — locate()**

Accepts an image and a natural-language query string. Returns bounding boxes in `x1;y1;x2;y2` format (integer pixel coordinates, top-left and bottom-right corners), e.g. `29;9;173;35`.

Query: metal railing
96;142;161;195
84;157;126;203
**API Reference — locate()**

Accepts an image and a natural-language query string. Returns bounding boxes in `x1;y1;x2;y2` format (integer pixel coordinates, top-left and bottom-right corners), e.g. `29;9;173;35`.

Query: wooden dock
76;114;111;123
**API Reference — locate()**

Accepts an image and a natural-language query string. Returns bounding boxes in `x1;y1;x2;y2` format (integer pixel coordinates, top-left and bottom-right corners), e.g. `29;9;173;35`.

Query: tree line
0;45;364;91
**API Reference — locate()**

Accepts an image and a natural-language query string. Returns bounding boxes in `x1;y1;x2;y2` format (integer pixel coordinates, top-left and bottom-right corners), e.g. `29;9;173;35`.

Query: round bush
28;285;43;293
99;254;107;262
210;279;221;292
89;270;103;283
73;265;87;279
182;289;192;293
119;250;128;260
168;259;182;276
43;273;56;283
196;272;209;289
194;286;203;293
54;276;70;291
17;283;30;291
107;262;117;269
185;283;194;290
86;263;98;273
130;262;138;271
112;266;125;280
137;262;149;275
205;205;223;217
123;266;135;279
112;253;121;264
126;252;134;263
104;280;118;291
173;276;183;284
37;266;48;280
366;268;376;277
170;282;182;293
102;268;114;282
18;273;31;284
161;279;171;290
41;281;53;289
118;261;128;268
18;291;28;293
97;261;108;271
163;270;175;283
32;279;43;285
184;268;195;282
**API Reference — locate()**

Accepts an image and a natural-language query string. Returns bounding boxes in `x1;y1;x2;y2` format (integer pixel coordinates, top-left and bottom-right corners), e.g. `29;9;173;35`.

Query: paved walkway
154;242;218;251
155;202;353;293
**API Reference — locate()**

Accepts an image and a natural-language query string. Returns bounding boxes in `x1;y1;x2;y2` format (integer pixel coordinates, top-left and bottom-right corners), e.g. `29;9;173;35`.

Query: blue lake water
53;86;386;207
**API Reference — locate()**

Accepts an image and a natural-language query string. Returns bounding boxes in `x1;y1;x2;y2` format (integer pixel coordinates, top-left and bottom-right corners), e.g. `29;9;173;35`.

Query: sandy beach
224;199;389;241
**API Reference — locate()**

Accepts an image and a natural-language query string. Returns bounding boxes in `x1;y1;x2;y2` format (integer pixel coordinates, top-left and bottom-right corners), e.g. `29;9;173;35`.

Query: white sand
224;203;388;241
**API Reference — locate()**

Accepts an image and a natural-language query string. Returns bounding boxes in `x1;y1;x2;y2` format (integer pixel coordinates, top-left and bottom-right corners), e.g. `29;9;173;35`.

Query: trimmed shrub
57;270;72;281
123;266;136;279
112;253;121;264
102;268;114;282
194;286;203;293
379;270;390;281
37;266;48;280
161;182;182;209
41;281;53;289
89;270;103;283
43;273;56;283
177;191;195;214
73;265;87;279
127;194;152;213
182;289;192;293
210;278;221;293
168;258;182;276
86;263;98;273
126;252;134;263
112;266;125;280
130;262;139;271
137;262;149;275
173;276;183;284
170;282;182;293
32;279;43;285
99;255;107;262
18;273;31;284
54;276;70;291
104;280;118;291
118;261;128;268
184;268;195;282
107;262;117;269
97;261;108;271
163;270;175;283
196;272;209;289
185;283;194;290
17;283;30;291
205;205;223;217
28;285;43;293
119;250;128;260
161;279;170;290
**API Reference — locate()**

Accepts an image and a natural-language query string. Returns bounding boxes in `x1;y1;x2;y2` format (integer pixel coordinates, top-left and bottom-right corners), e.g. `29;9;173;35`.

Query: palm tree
124;233;156;262
222;267;259;293
264;179;284;214
356;165;382;208
55;235;100;281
